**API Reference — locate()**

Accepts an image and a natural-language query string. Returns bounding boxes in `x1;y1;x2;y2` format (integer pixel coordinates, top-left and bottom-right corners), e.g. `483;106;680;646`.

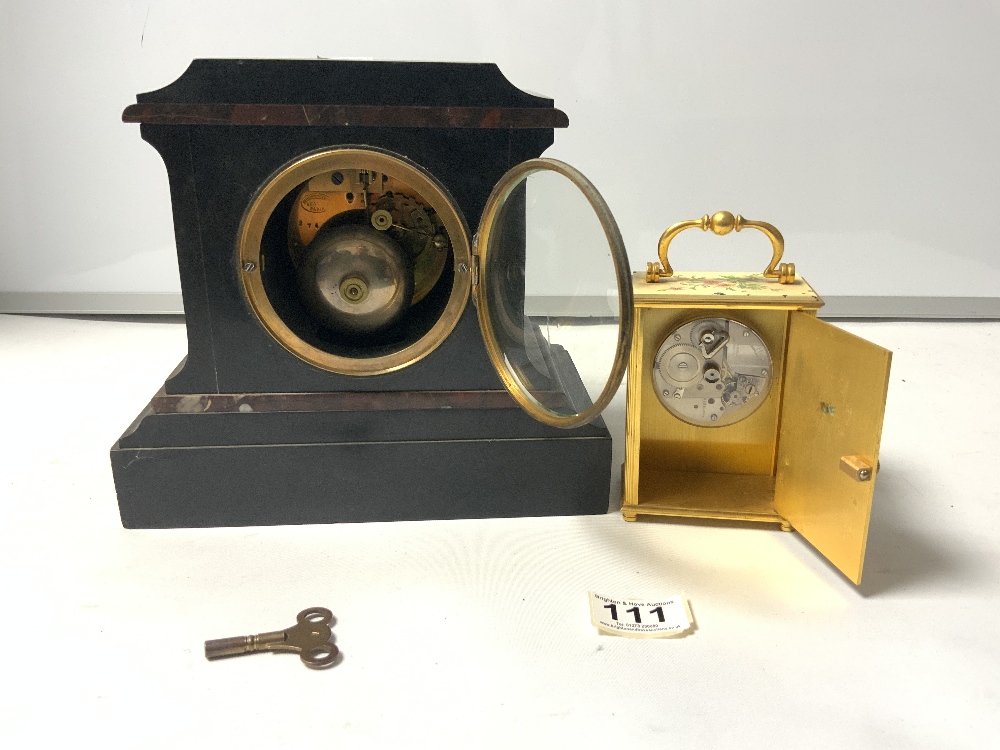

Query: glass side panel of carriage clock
483;170;622;418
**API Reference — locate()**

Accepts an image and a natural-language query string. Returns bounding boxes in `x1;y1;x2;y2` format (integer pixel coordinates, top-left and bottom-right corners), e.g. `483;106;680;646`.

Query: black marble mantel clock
111;59;634;528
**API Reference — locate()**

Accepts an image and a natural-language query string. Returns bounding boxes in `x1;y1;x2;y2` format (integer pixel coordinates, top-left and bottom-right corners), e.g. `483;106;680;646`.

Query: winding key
204;607;339;669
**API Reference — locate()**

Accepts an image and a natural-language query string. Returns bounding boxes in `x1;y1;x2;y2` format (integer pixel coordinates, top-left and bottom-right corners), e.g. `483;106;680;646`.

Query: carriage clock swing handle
645;211;796;284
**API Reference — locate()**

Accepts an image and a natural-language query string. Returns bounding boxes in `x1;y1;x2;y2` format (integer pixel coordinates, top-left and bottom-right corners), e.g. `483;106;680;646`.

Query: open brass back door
474;159;633;429
774;314;892;584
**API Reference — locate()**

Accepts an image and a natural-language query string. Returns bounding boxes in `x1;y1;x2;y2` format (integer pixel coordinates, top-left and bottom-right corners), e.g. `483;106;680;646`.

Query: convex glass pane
480;162;629;426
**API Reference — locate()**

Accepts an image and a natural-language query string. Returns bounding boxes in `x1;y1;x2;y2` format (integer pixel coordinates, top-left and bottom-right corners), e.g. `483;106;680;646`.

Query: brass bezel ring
474;158;633;430
238;147;472;376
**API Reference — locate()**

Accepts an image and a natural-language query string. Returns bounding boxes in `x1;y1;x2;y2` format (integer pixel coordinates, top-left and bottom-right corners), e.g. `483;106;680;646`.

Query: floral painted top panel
631;272;823;309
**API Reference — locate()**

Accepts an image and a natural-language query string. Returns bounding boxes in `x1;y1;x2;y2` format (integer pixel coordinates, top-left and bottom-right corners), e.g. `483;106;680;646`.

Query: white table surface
1;314;997;749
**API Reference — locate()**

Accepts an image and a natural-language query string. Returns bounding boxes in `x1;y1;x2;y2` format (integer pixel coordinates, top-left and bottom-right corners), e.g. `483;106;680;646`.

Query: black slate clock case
110;60;629;528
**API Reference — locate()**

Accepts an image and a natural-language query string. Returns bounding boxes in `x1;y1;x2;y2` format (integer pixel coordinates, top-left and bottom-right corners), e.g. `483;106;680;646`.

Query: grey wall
2;1;999;316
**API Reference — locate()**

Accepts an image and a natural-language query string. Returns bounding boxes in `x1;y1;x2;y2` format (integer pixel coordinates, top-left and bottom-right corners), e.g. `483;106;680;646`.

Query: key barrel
204;635;255;659
204;631;288;659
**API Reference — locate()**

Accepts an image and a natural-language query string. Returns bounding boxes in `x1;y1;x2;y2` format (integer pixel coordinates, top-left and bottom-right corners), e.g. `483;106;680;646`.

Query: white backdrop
1;1;999;314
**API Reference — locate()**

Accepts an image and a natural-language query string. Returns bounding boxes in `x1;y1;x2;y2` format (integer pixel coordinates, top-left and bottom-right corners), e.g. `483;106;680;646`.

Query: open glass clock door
774;314;892;584
474;159;634;429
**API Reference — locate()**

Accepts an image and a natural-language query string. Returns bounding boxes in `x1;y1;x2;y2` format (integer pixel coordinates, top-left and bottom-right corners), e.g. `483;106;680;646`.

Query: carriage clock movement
111;60;632;528
623;212;891;584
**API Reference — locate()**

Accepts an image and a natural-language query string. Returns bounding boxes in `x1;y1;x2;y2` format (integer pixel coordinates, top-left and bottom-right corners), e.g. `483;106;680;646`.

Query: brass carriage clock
623;211;891;584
